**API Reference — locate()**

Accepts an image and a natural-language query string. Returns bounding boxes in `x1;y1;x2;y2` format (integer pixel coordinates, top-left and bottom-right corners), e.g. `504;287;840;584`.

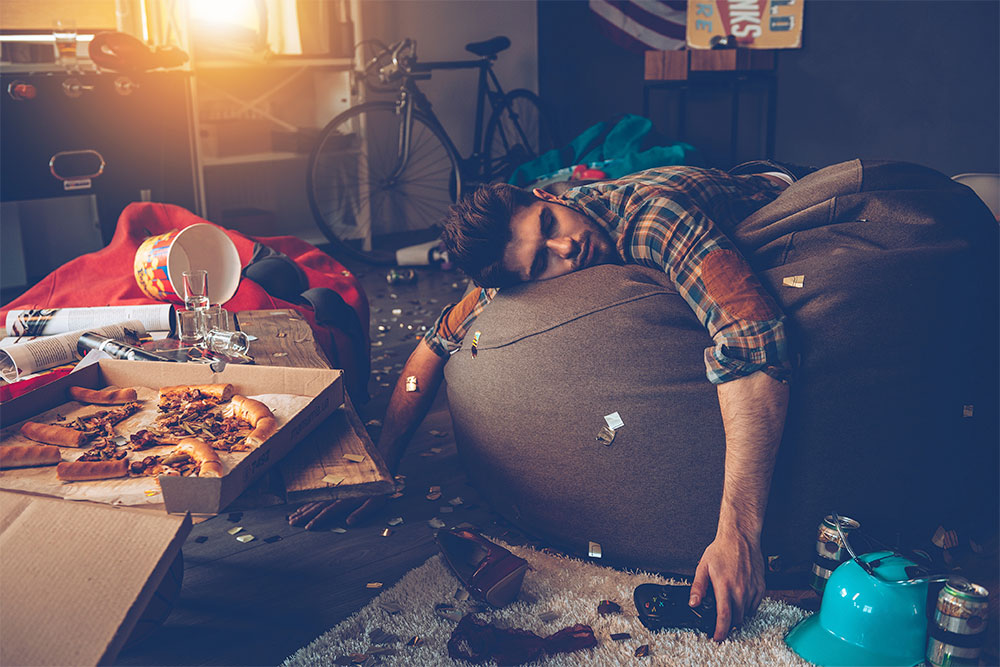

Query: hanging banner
687;0;804;49
589;0;688;53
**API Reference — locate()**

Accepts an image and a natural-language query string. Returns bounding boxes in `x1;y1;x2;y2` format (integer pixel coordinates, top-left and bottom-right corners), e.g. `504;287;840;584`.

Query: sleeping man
291;164;801;641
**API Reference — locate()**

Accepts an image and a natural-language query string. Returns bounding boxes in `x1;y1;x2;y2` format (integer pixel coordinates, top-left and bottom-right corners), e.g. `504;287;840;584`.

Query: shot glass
200;304;230;332
182;270;210;311
52;19;77;70
177;310;204;345
204;329;250;357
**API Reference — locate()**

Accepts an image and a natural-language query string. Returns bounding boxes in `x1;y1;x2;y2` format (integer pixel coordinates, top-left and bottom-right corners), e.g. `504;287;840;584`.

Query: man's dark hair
440;183;538;287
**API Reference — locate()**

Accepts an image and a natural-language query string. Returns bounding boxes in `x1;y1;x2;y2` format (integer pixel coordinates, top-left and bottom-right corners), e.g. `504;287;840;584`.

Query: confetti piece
323;474;346;486
428;429;447;438
430;446;443;454
366;419;382;427
604;411;624;430
276;331;288;338
598;600;622;615
538;611;560;623
273;351;289;357
406;636;424;647
596;425;616;446
381;528;392;537
366;582;383;589
448;496;463;506
454;588;470;601
767;554;783;572
372;341;383;347
588;541;602;558
610;633;631;641
392;308;403;315
344;453;366;463
426;492;442;501
144;489;159;497
236;534;255;543
332;527;348;534
228;526;243;535
782;275;805;288
635;644;650;657
428;518;446;529
389;492;404;500
963;404;974;418
470;331;481;358
405;376;418;392
194;536;208;543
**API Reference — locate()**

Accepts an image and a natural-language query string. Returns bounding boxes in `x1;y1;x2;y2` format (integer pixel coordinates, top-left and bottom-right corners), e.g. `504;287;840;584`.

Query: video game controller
633;583;717;634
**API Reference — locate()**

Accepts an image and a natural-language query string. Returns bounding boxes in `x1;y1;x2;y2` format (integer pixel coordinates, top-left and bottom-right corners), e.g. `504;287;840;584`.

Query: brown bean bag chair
444;160;998;573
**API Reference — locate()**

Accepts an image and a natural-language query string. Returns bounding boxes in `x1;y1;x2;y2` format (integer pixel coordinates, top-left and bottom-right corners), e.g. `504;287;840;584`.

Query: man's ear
532;188;559;202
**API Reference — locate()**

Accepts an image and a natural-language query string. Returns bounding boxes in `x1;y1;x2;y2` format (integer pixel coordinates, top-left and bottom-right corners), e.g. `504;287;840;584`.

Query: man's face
502;189;618;282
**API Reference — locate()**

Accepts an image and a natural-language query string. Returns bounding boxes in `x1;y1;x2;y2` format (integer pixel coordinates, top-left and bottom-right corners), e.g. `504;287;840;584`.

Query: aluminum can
927;576;989;666
810;514;860;593
386;268;417;285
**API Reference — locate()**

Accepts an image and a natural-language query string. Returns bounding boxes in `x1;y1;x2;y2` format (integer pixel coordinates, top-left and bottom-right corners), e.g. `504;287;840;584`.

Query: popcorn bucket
133;224;241;305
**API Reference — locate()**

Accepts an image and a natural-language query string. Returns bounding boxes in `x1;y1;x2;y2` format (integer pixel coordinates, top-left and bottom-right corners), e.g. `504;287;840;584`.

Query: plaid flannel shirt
423;166;792;384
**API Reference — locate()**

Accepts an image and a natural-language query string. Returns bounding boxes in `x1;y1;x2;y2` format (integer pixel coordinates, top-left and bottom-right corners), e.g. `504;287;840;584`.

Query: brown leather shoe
435;528;530;607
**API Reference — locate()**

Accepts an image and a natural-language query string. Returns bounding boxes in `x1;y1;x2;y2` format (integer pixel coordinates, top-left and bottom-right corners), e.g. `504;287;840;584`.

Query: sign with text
687;0;804;49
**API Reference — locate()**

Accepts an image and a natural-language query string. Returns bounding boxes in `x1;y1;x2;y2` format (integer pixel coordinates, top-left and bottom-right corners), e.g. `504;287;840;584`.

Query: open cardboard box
0;359;343;514
0;489;192;666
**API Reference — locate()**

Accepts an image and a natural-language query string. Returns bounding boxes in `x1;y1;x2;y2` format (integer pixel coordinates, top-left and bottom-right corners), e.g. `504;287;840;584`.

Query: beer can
927;576;989;666
386;268;417;285
810;514;861;593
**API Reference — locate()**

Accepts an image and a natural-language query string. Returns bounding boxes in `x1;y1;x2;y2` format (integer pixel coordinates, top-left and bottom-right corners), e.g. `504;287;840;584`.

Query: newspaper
0;320;147;383
5;305;174;337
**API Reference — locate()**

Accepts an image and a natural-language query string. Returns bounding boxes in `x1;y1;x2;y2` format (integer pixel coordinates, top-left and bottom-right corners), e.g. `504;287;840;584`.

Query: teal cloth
509;114;701;187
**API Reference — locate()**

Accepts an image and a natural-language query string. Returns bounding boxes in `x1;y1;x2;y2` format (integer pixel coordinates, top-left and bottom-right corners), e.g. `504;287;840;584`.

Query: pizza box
0;359;343;515
0;489;191;666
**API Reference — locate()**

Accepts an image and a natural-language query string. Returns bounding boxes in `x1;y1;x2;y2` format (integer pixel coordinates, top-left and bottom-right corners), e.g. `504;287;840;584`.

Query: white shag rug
283;542;813;666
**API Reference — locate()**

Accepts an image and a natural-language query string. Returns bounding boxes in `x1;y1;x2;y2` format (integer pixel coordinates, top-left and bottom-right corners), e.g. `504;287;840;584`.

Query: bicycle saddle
466;36;511;57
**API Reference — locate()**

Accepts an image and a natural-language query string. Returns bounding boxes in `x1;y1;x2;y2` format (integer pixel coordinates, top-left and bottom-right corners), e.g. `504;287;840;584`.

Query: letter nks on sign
687;0;804;49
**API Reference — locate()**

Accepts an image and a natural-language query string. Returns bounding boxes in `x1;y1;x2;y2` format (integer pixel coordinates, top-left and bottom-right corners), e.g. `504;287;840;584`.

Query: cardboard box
0;490;191;666
0;359;343;515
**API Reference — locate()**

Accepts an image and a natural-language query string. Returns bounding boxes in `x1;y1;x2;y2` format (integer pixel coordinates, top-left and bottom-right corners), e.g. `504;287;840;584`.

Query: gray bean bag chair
444;160;998;573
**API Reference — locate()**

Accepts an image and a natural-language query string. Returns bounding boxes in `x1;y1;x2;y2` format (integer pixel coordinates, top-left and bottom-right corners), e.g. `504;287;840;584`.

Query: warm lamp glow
189;0;260;30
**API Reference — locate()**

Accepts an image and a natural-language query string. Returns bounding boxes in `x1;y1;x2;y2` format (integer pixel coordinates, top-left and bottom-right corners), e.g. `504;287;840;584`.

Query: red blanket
1;203;369;396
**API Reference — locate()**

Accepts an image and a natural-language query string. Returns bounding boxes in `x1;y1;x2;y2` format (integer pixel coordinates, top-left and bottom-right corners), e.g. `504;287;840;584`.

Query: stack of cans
927;576;989;666
810;514;860;593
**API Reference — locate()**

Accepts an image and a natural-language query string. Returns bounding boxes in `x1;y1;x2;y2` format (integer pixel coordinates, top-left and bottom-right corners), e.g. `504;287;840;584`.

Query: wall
775;0;999;175
538;0;1000;175
359;0;538;157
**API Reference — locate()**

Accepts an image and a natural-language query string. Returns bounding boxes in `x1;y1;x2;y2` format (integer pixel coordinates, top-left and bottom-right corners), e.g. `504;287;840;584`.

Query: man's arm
288;340;447;529
689;370;788;641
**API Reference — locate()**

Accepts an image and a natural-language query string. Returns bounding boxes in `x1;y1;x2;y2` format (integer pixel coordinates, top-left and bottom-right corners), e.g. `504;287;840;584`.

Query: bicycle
307;36;558;265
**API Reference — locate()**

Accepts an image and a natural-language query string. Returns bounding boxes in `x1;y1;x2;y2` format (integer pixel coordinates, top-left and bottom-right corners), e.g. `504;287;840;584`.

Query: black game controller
633;583;717;634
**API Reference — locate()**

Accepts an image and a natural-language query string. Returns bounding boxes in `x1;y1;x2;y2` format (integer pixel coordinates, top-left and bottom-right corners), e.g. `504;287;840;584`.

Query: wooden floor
116;253;998;666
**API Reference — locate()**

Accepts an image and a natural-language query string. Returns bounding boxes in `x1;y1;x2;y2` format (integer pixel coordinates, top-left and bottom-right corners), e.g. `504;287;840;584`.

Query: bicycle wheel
308;101;462;265
484;89;558;182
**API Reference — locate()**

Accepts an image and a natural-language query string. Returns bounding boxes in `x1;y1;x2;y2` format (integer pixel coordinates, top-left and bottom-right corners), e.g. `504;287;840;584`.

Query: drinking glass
204;329;250;357
182;270;210;311
52;20;77;70
177;310;204;345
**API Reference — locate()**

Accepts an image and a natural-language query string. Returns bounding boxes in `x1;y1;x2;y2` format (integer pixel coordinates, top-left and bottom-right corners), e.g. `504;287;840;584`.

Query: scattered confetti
604;411;624;430
144;489;159;497
343;453;366;463
596;425;616;446
428;429;448;438
470;330;481;358
381;528;392;537
610;633;631;641
635;644;650;657
236;534;255;543
372;341;383;347
366;419;382;427
963;404;974;418
276;331;288;338
428;518;446;529
405;376;419;392
323;474;346;486
598;600;622;615
332;527;348;534
429;446;443;454
366;582;383;589
767;554;783;572
405;636;424;647
387;517;404;526
538;611;560;623
588;541;602;558
272;351;289;357
448;496;463;506
391;308;402;315
454;588;470;601
194;536;208;544
228;526;243;535
426;492;442;501
782;275;805;288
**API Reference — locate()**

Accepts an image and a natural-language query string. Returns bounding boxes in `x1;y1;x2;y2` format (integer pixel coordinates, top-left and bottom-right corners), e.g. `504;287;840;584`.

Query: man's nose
546;237;577;259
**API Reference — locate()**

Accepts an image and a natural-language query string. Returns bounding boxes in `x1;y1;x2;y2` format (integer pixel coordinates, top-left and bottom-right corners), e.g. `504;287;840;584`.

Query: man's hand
288;496;388;530
690;526;766;641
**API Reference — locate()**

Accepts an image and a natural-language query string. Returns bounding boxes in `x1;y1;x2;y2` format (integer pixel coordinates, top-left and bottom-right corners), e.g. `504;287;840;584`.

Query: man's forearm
714;371;789;537
375;340;448;473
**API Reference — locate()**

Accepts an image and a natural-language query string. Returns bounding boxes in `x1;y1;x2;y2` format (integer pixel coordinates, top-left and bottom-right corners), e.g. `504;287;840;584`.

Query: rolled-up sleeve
421;287;496;359
625;196;793;385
